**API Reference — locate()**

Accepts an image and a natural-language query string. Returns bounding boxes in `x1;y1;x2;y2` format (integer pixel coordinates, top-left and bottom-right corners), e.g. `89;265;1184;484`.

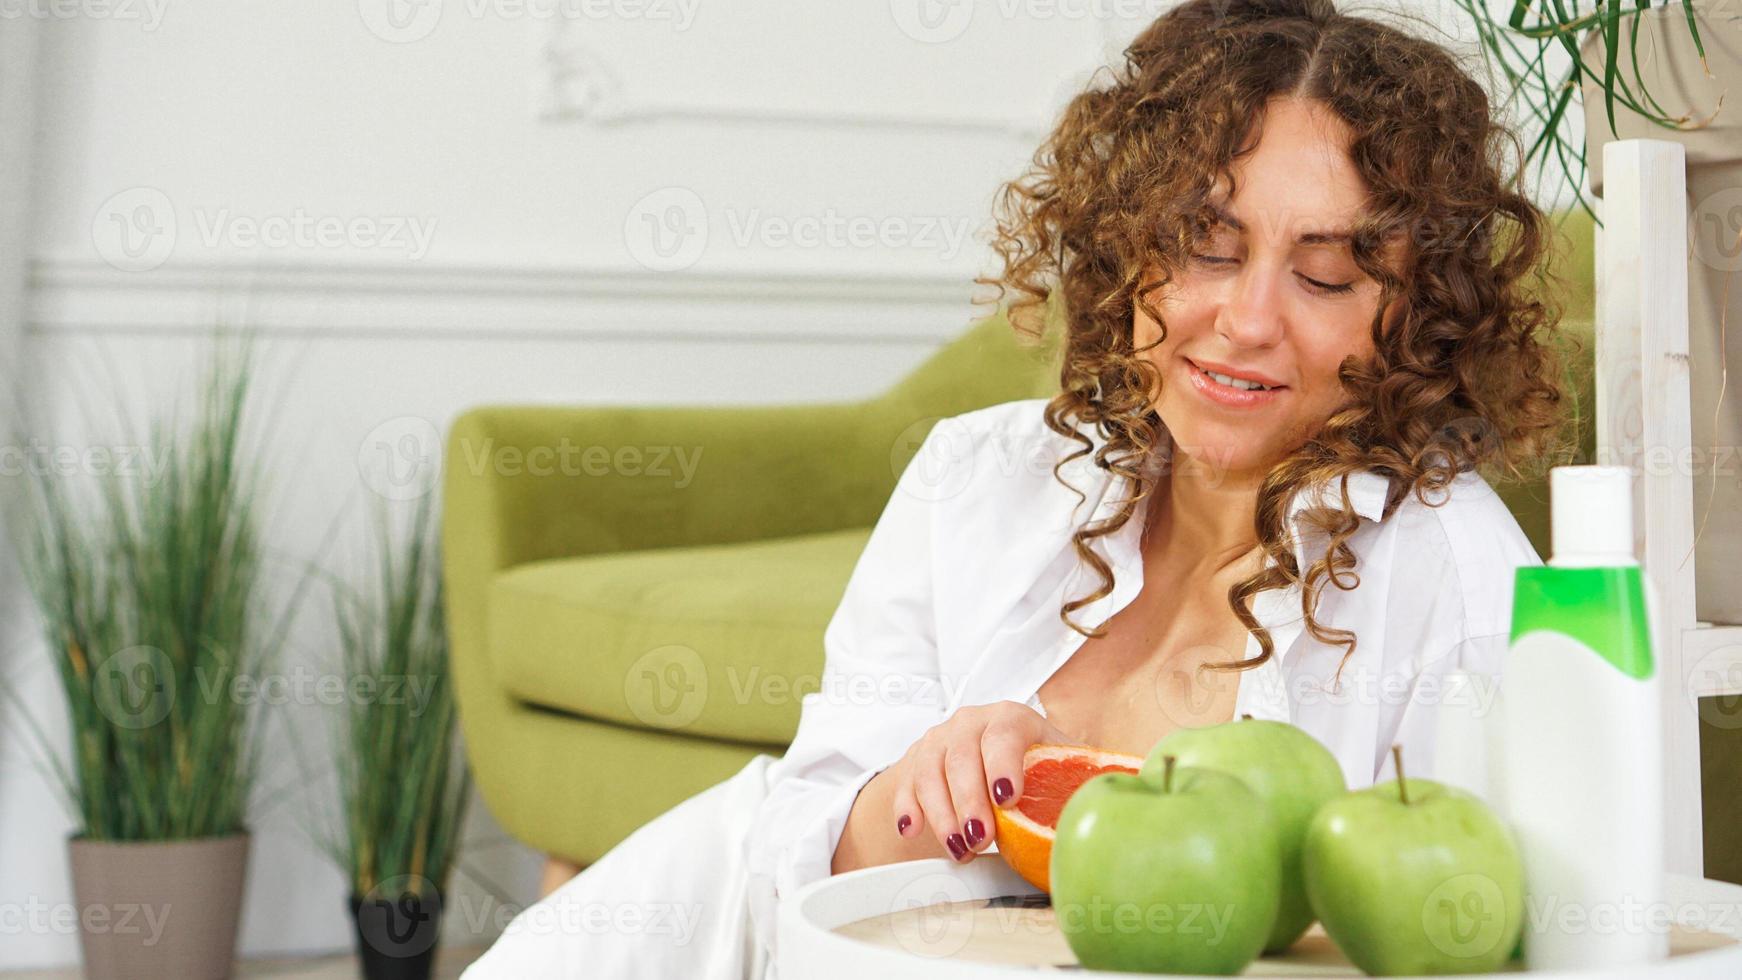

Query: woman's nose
1215;266;1286;348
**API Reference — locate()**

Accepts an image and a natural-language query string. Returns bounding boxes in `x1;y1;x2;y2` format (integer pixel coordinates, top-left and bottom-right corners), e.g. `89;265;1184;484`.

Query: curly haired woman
463;1;1578;976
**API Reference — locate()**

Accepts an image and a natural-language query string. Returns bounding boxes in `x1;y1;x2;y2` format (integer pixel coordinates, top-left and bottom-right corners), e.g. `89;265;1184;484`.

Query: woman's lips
1183;358;1287;409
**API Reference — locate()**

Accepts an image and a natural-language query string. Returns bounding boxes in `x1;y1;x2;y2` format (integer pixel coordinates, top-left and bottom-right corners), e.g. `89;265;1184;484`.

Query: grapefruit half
992;743;1143;894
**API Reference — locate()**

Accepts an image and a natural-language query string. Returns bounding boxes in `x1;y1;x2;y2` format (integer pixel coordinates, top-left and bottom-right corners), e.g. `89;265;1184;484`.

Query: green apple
1050;757;1281;975
1145;716;1347;952
1302;750;1524;976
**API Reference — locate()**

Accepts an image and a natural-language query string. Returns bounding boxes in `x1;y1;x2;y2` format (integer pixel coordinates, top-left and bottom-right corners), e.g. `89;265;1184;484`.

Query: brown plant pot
67;832;250;980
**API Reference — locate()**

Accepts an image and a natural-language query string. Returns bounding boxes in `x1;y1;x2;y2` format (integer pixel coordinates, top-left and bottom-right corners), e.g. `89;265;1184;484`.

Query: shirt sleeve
742;417;967;958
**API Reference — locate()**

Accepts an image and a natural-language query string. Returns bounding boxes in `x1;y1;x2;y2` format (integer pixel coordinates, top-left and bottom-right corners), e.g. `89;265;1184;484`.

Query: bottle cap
1550;465;1635;563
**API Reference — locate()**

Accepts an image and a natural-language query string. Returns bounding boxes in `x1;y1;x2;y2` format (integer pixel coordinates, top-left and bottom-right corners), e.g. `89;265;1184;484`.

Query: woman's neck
1144;462;1265;576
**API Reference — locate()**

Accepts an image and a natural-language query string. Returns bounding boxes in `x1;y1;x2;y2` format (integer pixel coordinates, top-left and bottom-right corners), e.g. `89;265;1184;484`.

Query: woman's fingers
980;722;1032;811
890;704;1081;864
912;748;967;861
890;767;922;842
943;740;995;856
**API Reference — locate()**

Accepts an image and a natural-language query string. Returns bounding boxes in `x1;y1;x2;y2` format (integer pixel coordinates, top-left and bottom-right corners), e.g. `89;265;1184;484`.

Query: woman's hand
887;700;1081;862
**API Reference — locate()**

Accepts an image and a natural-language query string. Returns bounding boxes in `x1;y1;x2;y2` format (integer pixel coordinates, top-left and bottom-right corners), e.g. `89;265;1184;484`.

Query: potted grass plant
1457;0;1742;623
1;339;289;980
309;489;470;980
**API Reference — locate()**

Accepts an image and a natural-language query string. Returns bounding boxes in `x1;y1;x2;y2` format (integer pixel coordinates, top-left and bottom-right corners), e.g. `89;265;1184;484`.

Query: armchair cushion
491;525;874;746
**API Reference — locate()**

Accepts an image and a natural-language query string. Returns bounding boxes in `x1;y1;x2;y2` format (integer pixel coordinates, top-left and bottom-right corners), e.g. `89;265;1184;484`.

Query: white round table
779;858;1742;978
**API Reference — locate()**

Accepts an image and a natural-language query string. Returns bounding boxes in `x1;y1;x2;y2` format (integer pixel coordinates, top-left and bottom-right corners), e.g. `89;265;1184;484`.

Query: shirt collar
1282;468;1394;574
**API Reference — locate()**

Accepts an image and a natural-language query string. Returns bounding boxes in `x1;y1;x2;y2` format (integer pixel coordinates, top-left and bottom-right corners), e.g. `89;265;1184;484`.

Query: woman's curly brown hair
977;0;1581;677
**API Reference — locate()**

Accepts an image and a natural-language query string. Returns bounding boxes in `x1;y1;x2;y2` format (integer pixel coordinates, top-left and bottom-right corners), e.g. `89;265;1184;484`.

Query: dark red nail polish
897;814;911;835
964;818;985;847
946;834;968;860
993;778;1014;805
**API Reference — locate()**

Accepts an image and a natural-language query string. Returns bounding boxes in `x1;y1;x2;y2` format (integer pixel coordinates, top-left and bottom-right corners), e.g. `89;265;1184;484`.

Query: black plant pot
349;890;443;980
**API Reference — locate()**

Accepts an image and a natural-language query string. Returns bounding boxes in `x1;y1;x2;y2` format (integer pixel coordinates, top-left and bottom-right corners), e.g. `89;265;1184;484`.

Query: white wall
0;0;1511;968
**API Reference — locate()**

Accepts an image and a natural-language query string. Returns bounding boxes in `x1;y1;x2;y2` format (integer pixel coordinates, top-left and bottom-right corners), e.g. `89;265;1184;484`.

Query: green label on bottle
1510;566;1654;679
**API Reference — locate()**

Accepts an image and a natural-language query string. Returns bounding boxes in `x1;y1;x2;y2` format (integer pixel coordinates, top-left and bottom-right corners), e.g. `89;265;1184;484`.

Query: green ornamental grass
312;489;470;902
4;340;285;842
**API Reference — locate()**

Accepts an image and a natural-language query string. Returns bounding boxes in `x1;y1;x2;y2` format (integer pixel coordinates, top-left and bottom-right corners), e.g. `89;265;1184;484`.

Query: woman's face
1138;96;1402;484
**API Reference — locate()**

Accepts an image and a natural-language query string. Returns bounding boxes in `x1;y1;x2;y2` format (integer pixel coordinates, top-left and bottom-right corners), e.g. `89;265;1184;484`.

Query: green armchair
442;212;1596;866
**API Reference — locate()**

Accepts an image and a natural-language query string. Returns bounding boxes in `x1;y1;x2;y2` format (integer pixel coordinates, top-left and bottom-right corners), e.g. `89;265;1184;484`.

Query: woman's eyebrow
1208;202;1354;247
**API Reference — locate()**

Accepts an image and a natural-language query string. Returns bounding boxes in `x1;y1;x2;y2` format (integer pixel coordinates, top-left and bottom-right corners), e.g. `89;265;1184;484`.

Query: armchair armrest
442;399;904;579
442;398;912;723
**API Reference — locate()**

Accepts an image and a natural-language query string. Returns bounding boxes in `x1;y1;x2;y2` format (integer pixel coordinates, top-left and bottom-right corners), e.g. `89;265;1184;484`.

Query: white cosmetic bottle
1499;465;1666;969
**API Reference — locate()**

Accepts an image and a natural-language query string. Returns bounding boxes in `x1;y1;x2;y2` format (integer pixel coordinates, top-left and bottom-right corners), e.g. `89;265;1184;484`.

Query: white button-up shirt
742;396;1541;954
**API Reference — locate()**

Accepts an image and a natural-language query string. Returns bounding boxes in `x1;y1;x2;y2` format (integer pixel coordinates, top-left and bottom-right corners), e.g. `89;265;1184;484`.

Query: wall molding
536;19;1104;138
539;36;1053;138
27;256;991;344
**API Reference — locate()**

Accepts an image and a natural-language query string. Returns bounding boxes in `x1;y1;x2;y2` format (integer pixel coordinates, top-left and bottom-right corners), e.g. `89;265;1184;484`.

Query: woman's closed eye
1188;253;1357;296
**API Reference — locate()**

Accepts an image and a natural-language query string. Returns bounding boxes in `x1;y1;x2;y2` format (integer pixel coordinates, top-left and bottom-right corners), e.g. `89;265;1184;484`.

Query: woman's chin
1161;423;1278;483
